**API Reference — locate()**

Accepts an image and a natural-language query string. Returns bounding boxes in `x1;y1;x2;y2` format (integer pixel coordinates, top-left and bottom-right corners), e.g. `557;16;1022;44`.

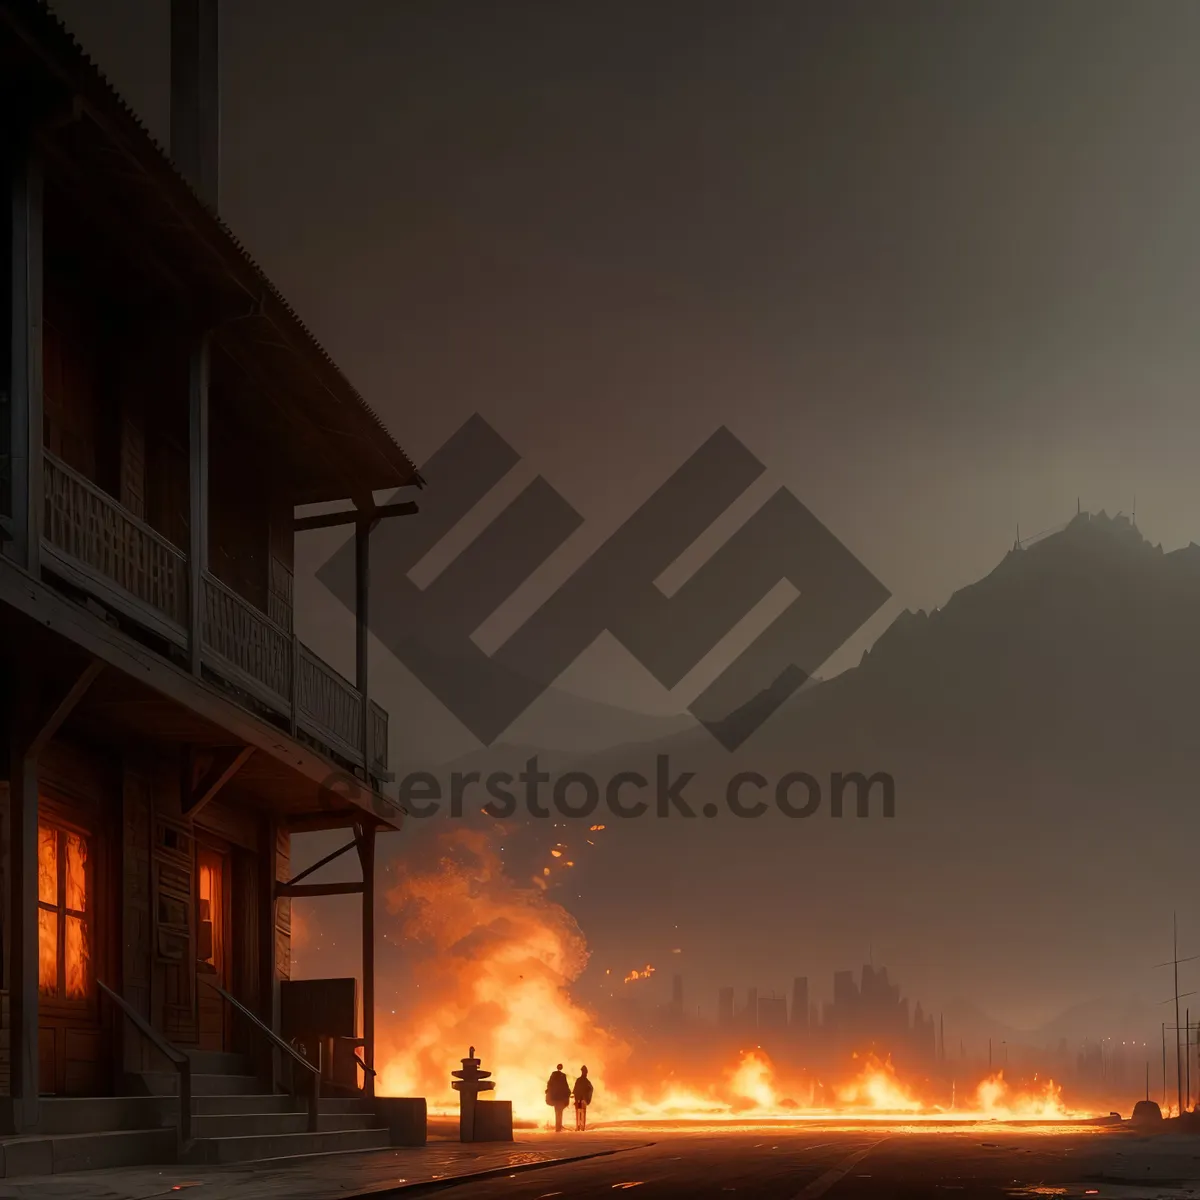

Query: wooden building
0;0;426;1168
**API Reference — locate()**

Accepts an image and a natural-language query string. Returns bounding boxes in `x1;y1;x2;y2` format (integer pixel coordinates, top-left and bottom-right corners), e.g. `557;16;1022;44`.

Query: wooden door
196;845;231;1051
36;808;104;1094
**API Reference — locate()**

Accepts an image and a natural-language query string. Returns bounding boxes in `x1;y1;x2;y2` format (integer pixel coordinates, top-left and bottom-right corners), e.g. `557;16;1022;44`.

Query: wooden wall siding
39;739;114;815
145;434;189;554
43;316;100;485
275;828;290;983
209;422;270;615
152;812;195;1046
268;556;294;634
230;848;259;1057
267;486;295;633
195;794;259;854
127;333;189;552
0;782;8;1096
0;991;10;1097
119;405;146;520
120;761;153;1073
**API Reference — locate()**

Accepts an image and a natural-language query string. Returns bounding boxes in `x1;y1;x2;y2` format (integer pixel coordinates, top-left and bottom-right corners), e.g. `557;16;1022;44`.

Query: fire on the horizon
300;829;1098;1125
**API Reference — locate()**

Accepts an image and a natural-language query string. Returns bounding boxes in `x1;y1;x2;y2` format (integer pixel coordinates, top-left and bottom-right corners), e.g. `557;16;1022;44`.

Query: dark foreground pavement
392;1124;1200;1200
7;1123;1200;1199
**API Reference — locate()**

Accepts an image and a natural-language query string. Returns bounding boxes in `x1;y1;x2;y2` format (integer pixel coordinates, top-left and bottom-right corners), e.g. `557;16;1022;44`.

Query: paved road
391;1124;1200;1200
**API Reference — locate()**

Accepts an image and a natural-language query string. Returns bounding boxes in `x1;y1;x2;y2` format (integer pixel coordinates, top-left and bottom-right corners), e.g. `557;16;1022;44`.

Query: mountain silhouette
458;511;1200;1038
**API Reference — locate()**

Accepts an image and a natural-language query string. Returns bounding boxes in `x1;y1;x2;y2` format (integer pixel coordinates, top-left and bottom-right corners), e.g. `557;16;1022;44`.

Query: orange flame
374;829;629;1119
321;828;1099;1126
836;1053;923;1112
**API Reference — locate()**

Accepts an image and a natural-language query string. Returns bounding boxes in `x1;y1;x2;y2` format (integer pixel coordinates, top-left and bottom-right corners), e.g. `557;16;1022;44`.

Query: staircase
0;1051;394;1178
138;1049;394;1165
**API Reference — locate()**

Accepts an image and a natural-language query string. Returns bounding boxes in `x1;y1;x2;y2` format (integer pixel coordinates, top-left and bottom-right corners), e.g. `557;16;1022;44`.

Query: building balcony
40;450;388;778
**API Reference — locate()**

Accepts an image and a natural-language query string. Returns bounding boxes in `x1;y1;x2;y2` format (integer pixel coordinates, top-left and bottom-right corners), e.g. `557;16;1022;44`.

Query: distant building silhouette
670;974;684;1022
758;996;787;1032
718;987;735;1027
791;977;809;1034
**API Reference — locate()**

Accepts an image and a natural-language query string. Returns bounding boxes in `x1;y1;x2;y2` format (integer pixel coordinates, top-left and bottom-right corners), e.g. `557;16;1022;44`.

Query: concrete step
136;1072;262;1096
0;1127;176;1177
182;1049;253;1076
34;1096;174;1135
191;1111;378;1138
191;1093;295;1115
183;1126;391;1165
318;1095;378;1114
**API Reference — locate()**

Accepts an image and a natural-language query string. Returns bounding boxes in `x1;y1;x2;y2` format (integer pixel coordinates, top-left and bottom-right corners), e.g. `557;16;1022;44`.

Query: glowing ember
624;965;656;984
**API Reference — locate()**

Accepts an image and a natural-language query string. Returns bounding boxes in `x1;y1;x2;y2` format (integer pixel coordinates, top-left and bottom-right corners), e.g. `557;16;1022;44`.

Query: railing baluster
41;451;391;773
42;451;187;627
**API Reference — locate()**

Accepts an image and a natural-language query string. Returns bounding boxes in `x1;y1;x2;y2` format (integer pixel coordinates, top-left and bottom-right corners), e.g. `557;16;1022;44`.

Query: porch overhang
0;556;403;830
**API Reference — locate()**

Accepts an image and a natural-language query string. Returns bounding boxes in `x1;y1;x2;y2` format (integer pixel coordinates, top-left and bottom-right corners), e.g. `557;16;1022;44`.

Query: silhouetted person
546;1063;571;1131
573;1065;594;1130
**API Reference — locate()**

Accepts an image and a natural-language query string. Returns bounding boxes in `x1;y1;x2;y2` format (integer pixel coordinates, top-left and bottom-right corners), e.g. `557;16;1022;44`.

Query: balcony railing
201;572;293;710
39;452;388;776
43;450;188;637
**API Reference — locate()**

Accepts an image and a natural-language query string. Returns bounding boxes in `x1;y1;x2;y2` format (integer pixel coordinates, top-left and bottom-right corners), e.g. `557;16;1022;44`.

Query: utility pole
1188;1008;1192;1111
1155;922;1200;1116
1176;914;1184;1117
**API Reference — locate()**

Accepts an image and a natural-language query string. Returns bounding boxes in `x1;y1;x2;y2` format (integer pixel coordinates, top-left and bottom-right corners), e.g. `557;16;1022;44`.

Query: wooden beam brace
26;659;104;758
184;744;254;817
275;880;363;899
293;500;418;532
280;837;358;889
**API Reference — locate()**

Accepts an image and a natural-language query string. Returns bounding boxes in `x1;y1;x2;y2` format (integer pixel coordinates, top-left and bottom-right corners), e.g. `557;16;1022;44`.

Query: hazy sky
45;1;1200;1030
51;1;1200;708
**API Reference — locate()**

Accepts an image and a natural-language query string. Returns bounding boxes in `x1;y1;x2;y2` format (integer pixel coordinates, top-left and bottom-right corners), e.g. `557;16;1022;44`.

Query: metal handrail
97;980;191;1152
199;976;321;1132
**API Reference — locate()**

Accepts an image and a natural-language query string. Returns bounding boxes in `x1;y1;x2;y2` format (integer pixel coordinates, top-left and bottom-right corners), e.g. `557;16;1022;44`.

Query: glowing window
36;823;92;1003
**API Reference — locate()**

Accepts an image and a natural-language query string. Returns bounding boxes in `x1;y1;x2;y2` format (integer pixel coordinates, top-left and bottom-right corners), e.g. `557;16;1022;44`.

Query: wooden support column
8;145;43;572
187;335;209;675
7;737;38;1132
356;824;376;1098
355;515;370;768
256;816;279;1085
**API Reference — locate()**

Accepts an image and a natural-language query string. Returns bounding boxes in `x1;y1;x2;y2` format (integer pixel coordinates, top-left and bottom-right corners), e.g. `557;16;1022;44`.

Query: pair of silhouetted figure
545;1063;593;1131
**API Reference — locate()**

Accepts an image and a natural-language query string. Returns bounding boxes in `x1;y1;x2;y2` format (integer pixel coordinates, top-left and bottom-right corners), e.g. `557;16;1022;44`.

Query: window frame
36;814;95;1012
